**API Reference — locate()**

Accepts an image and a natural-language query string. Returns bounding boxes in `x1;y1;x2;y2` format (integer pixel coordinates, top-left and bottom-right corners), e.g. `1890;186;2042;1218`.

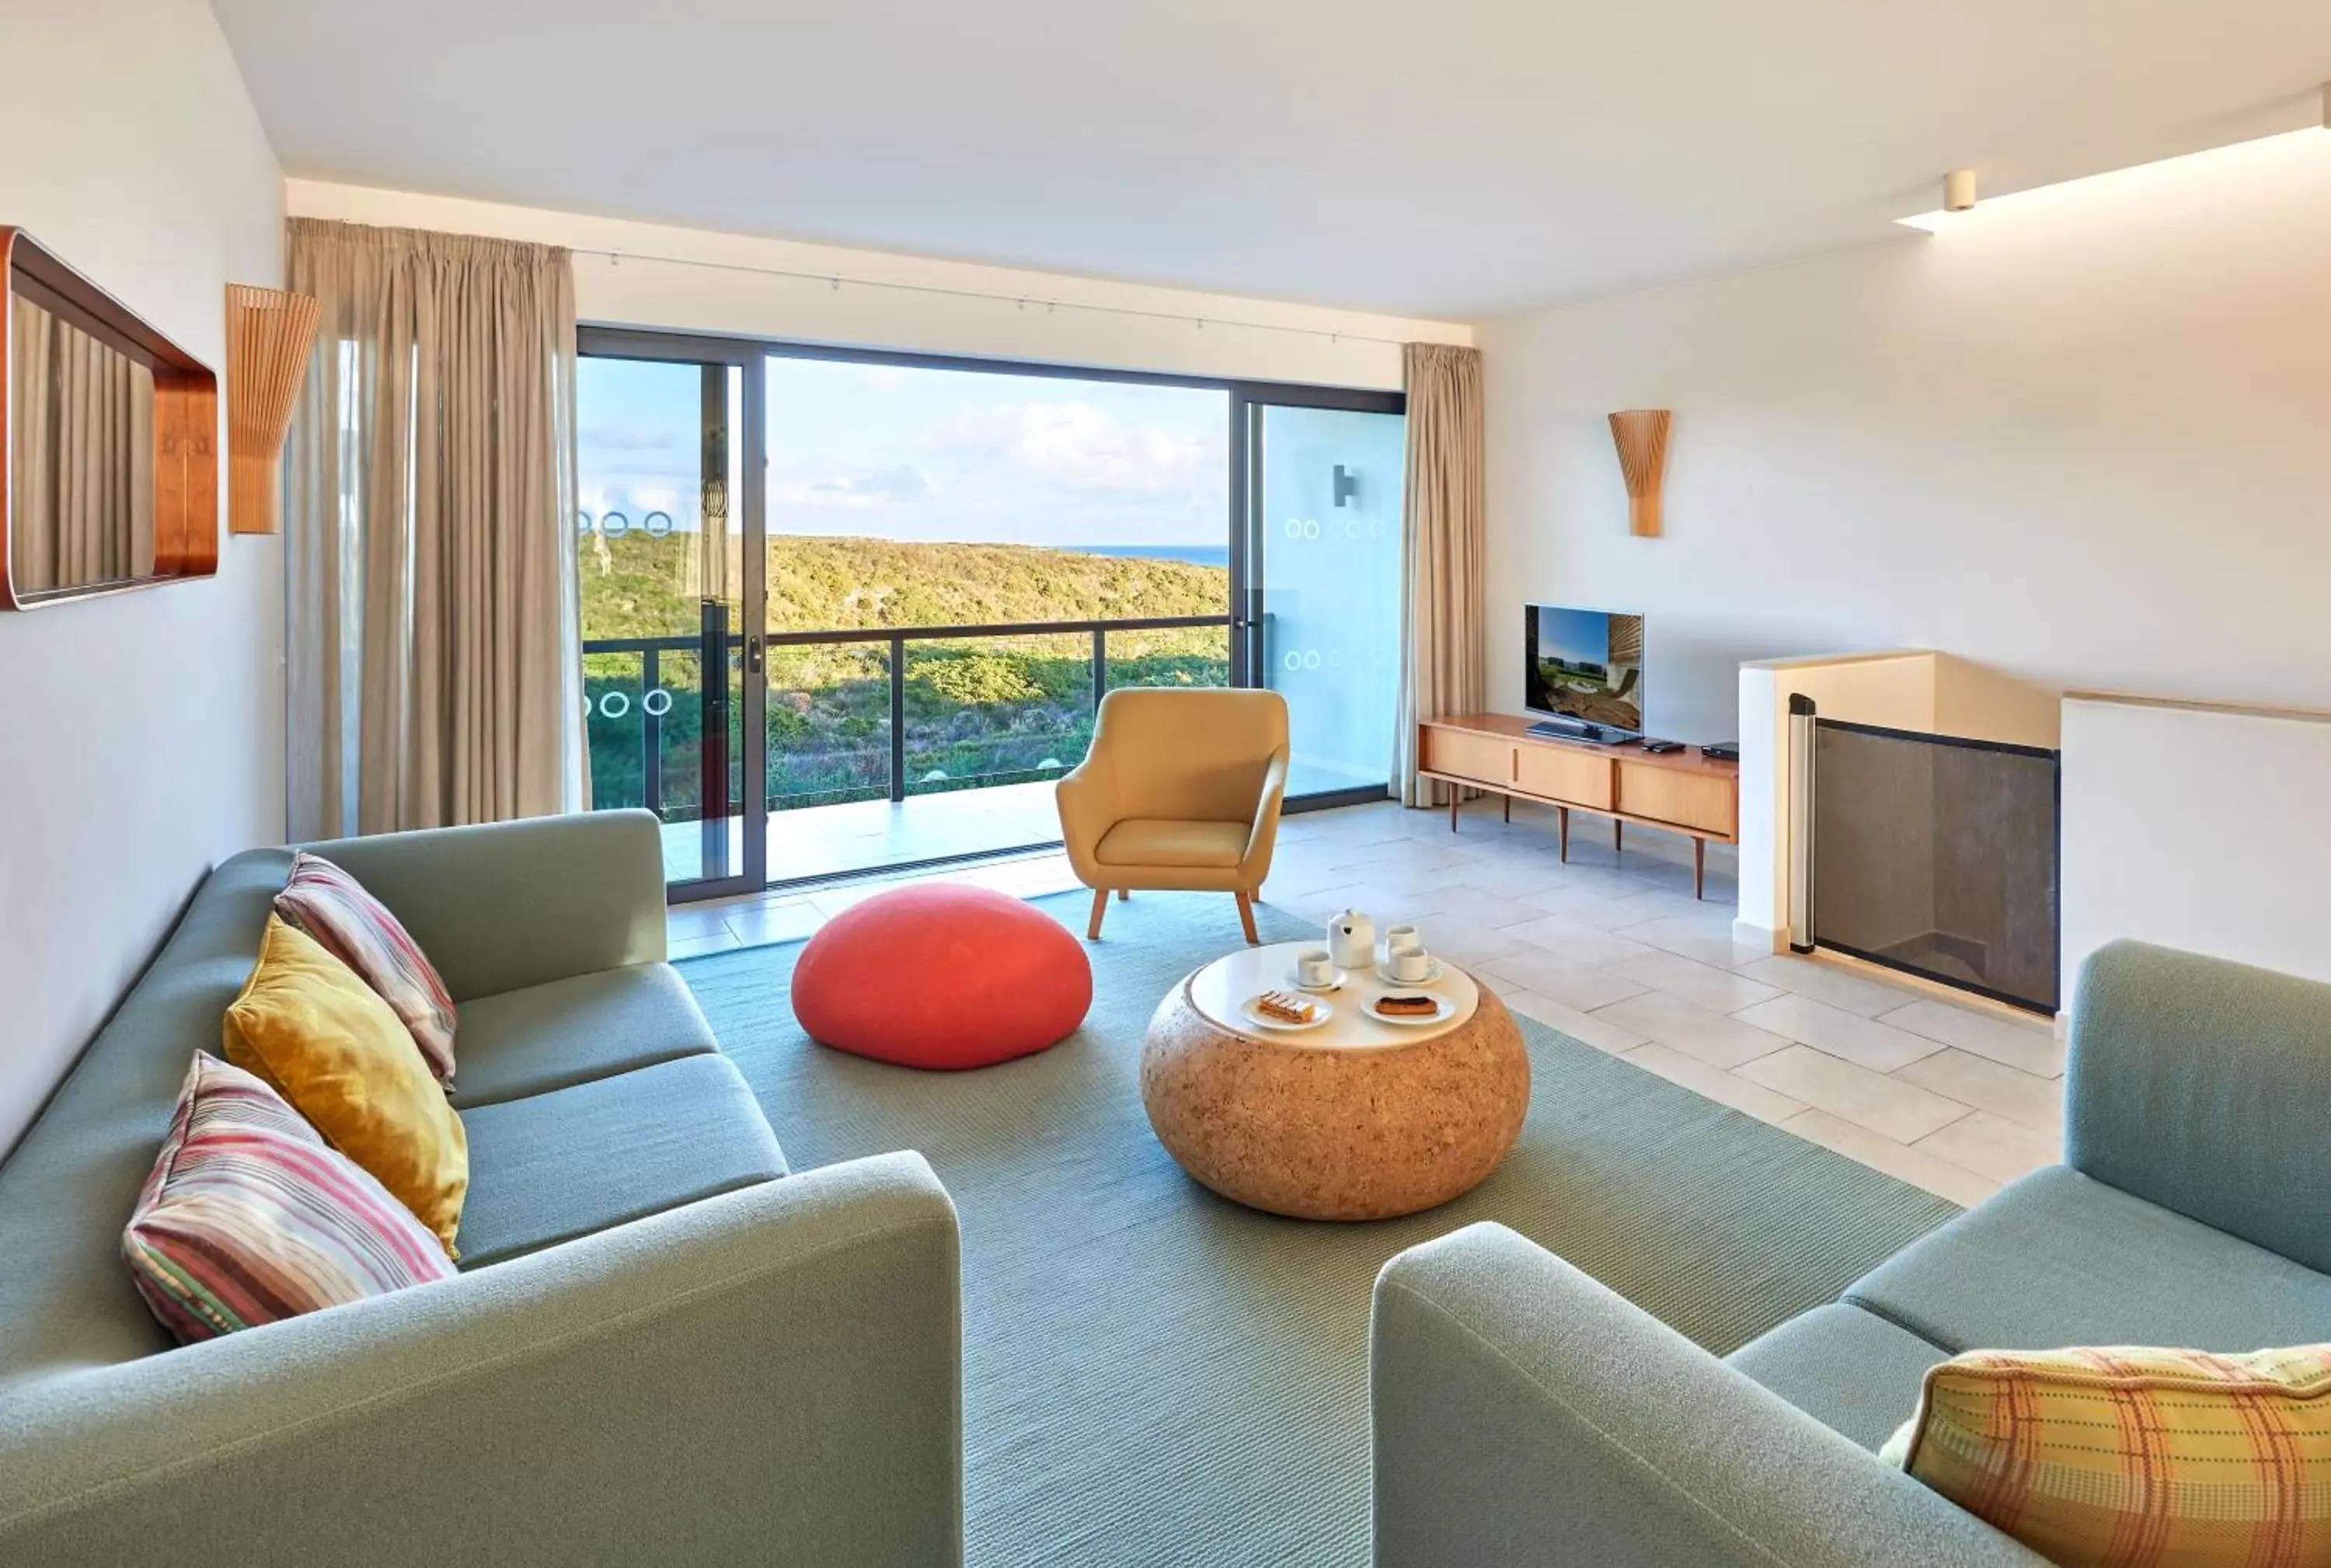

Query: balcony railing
582;611;1236;827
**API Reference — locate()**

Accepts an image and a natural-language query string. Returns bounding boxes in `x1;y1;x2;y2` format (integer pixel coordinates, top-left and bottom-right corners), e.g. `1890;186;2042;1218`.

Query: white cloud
773;462;937;510
935;399;1213;496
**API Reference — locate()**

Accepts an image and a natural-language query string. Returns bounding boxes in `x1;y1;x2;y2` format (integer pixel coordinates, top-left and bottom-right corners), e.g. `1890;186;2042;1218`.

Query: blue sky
577;356;1228;548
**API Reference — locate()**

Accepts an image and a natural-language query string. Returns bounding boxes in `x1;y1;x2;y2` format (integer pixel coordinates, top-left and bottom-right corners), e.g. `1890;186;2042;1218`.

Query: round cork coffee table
1139;939;1530;1221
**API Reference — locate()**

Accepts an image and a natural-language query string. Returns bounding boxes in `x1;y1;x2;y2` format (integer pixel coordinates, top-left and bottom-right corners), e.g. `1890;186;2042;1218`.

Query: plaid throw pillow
274;850;456;1086
124;1054;456;1343
1883;1343;2331;1568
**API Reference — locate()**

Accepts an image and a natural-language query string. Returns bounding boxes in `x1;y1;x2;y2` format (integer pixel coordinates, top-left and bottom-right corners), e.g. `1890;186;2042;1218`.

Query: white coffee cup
1384;924;1422;956
1295;948;1336;988
1388;946;1434;983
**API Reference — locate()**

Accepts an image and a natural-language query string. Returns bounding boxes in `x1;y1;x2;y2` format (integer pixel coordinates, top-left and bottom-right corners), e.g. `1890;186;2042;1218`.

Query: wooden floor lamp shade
1608;409;1671;538
225;284;319;535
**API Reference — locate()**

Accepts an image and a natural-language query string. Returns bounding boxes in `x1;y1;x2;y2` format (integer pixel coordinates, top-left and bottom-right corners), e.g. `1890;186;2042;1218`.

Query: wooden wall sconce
225;284;319;535
1607;409;1671;538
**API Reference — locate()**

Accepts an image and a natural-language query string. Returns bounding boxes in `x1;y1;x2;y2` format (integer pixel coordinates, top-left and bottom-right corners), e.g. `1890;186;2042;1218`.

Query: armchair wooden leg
1088;888;1110;940
1117;888;1130;901
1235;890;1260;946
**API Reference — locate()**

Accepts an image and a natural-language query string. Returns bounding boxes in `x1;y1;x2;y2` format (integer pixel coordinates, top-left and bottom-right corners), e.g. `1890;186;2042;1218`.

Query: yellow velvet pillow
224;916;468;1257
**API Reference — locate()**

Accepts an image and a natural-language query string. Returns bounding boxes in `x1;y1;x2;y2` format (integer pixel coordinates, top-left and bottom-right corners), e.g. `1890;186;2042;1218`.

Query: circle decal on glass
642;688;674;717
1282;651;1302;672
1301;518;1321;539
598;692;632;720
1301;650;1322;670
577;510;594;534
644;510;674;538
1284;518;1303;538
602;511;629;536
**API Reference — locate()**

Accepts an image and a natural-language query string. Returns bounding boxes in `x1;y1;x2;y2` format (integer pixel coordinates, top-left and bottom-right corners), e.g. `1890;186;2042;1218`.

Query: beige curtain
1395;342;1486;807
9;296;153;594
284;218;583;839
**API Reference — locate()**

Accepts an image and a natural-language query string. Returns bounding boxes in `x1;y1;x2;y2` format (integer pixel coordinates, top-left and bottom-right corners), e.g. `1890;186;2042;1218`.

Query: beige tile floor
666;796;2063;1207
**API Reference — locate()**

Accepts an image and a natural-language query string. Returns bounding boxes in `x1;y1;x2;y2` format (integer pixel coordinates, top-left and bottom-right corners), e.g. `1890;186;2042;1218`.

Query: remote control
1639;738;1684;754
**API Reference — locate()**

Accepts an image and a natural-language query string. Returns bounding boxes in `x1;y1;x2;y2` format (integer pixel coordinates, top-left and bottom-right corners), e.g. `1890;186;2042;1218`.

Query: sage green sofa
1371;939;2331;1568
0;811;963;1567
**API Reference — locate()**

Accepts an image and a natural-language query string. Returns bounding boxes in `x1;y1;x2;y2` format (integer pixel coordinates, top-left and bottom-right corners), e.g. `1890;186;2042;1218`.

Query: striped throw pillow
1883;1343;2331;1568
124;1053;455;1343
274;850;457;1086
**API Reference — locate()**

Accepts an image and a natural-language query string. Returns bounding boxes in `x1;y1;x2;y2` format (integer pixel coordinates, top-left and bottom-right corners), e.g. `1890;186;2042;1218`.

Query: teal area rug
678;890;1958;1568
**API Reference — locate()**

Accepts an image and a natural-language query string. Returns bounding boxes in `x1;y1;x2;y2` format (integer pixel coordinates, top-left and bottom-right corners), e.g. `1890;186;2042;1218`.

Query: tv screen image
1524;605;1644;733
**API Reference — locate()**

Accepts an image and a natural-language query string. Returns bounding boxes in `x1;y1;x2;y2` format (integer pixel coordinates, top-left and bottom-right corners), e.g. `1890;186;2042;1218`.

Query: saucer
1240;993;1333;1032
1378;956;1443;985
1367;993;1456;1027
1287;967;1346;994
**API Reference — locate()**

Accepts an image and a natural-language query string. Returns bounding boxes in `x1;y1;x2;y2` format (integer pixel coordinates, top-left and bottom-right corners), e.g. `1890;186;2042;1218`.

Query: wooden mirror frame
0;227;219;610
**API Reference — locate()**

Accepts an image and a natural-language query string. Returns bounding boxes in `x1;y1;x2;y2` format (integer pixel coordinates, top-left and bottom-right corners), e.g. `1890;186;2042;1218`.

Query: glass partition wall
1246;400;1407;804
577;329;1404;900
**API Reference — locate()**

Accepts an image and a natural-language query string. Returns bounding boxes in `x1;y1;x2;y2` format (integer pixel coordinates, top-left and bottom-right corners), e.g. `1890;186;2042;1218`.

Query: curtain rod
570;245;1418;348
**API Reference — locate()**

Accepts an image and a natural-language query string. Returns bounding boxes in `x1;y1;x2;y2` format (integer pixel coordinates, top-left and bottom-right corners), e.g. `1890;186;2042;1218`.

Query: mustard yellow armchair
1056;688;1291;943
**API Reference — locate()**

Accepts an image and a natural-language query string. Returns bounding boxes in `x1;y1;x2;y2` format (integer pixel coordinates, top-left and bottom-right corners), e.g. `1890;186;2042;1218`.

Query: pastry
1374;994;1439;1018
1253;991;1315;1024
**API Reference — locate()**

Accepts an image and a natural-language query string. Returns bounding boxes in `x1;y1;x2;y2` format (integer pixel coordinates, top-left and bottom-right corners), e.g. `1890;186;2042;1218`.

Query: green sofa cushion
1846;1165;2331;1355
455;1054;787;1269
2068;939;2331;1277
1724;1303;1949;1452
0;848;297;1385
448;963;718;1110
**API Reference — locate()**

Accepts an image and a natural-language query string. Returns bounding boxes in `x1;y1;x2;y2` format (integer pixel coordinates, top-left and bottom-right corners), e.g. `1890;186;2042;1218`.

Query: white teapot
1327;909;1375;970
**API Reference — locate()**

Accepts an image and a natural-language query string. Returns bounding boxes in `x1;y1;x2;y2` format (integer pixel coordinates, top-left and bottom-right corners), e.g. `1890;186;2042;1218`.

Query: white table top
1185;939;1481;1050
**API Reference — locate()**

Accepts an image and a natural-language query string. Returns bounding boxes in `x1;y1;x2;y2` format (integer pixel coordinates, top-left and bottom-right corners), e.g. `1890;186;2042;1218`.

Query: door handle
745;635;764;676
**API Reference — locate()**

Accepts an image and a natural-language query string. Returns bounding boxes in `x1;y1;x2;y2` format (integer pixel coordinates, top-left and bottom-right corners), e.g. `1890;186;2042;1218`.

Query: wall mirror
2;227;217;609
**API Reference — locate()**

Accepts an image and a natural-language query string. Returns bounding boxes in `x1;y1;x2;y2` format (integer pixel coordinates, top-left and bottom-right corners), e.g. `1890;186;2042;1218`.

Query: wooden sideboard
1416;713;1740;899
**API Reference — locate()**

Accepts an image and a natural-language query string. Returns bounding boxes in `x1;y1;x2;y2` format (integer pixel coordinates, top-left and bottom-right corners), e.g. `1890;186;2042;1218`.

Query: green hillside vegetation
581;534;1232;817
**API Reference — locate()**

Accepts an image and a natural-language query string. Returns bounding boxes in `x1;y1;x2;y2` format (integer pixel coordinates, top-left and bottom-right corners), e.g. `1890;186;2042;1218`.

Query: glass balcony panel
765;643;893;810
902;632;1096;797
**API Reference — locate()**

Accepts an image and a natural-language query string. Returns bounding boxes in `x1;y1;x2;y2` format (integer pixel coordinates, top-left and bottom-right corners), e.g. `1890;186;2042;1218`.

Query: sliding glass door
1238;392;1406;803
574;328;1403;900
575;335;765;897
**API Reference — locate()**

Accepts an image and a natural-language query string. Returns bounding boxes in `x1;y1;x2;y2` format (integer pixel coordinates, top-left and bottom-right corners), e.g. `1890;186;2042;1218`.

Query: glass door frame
577;325;1409;900
577;326;768;903
1228;382;1409;810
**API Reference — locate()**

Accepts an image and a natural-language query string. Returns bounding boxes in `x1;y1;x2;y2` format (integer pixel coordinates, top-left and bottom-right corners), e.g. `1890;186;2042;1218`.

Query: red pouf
790;883;1092;1069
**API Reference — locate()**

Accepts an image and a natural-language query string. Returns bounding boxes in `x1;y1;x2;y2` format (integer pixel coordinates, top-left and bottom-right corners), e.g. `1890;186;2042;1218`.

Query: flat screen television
1524;605;1644;738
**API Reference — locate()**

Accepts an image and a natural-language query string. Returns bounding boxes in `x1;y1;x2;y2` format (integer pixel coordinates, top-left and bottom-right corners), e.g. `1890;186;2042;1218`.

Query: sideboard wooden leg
1503;793;1511;823
1557;807;1570;862
1614;819;1623;854
1449;789;1459;831
1694;838;1706;901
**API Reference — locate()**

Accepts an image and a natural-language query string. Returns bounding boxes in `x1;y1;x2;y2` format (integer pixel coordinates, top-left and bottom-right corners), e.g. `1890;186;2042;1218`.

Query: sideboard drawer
1420;727;1514;786
1615;763;1734;835
1514;745;1612;810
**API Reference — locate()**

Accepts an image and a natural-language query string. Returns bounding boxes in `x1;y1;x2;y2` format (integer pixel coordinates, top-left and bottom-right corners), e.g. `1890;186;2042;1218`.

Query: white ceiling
210;1;2331;319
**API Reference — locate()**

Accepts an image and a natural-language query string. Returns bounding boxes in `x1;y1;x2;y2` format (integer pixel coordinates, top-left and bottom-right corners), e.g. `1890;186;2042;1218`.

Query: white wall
1481;127;2331;751
285;181;1470;390
0;2;285;1158
2062;694;2331;995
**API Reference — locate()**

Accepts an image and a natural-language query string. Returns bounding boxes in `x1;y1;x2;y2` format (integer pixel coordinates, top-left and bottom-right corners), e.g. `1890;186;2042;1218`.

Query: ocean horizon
1052;542;1230;567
